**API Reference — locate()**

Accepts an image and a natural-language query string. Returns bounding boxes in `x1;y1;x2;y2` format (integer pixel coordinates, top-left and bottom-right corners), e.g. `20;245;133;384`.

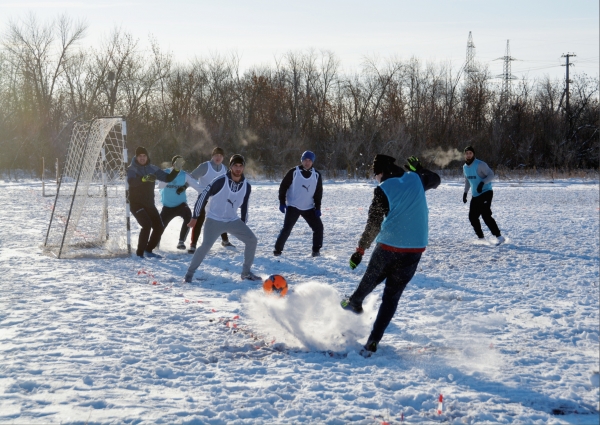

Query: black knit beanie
372;154;396;175
135;146;148;157
229;154;245;167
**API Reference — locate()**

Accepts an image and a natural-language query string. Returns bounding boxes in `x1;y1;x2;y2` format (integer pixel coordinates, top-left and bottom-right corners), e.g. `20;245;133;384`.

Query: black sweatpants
131;203;164;256
160;203;192;242
189;205;228;246
274;206;324;253
469;190;501;238
349;246;422;344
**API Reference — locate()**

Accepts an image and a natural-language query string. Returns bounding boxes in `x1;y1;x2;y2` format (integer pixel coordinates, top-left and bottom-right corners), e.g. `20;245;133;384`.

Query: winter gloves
176;183;189;195
142;174;156;183
315;209;321;217
405;156;422;172
349;248;365;270
463;192;468;203
477;182;484;193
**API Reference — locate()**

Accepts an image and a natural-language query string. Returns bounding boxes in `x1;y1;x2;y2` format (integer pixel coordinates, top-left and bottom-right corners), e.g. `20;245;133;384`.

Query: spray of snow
243;281;375;352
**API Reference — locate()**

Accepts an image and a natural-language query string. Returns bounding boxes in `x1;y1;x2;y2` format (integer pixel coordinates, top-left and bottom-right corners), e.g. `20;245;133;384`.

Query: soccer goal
43;117;131;258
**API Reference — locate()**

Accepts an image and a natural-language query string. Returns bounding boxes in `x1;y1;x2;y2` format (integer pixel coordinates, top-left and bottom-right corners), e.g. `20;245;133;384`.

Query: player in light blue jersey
462;146;505;245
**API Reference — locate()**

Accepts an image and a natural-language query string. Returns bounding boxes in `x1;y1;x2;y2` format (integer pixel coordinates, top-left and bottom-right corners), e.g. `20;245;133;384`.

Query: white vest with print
206;179;247;222
286;167;317;211
199;161;226;189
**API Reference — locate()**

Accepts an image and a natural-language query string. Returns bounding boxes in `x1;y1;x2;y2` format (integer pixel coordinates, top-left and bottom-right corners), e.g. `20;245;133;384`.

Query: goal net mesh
44;118;130;258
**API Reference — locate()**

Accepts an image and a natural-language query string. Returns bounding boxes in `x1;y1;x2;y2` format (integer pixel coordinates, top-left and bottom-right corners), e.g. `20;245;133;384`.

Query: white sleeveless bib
286;167;317;211
206;178;247;222
199;161;226;189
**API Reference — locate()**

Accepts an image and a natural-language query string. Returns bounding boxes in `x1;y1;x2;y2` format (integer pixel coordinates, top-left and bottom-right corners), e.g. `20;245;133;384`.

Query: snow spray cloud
242;281;374;352
422;147;464;168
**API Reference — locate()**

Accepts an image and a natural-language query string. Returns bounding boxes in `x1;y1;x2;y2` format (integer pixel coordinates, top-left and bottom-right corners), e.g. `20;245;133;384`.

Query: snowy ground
0;176;599;424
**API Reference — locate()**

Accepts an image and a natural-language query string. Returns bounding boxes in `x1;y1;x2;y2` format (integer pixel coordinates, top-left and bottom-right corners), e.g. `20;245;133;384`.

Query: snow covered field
1;177;599;424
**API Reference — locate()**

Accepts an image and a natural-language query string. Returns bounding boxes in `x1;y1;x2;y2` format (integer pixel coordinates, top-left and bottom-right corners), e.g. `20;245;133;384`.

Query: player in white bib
188;147;232;253
274;151;324;257
184;154;261;282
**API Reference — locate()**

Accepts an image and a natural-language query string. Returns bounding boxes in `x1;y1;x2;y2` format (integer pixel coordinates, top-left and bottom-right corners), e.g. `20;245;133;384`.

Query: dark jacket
127;157;177;207
358;166;441;250
278;166;323;210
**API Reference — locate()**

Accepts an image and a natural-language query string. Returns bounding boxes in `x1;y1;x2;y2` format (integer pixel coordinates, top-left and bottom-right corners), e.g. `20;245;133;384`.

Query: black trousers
131;203;164;256
274;206;324;253
469;190;501;238
160;203;192;242
189;205;227;246
349;246;422;344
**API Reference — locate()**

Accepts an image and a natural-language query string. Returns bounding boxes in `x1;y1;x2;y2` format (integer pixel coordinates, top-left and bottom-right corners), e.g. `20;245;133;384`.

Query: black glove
349;248;364;270
477;182;484;193
142;174;156;183
176;183;189;195
405;156;422;172
463;192;468;203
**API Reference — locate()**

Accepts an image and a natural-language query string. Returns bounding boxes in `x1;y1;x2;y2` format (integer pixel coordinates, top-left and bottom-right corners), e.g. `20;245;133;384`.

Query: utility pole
465;31;477;79
561;53;576;125
495;40;518;105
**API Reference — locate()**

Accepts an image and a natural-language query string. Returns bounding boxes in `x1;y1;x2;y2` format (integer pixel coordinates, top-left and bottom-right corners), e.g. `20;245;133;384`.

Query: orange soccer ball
262;274;288;297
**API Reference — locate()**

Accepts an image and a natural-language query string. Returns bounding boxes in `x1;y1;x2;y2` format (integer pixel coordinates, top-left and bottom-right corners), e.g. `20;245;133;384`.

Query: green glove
349;248;365;270
142;174;156;183
405;156;422;172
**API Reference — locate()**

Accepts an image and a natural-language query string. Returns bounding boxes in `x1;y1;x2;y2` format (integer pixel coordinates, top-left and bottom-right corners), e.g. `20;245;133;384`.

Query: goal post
43;117;131;258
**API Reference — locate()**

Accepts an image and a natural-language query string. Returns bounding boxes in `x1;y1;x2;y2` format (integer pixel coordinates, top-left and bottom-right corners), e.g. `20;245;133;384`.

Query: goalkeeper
158;155;203;251
340;155;440;356
127;146;178;258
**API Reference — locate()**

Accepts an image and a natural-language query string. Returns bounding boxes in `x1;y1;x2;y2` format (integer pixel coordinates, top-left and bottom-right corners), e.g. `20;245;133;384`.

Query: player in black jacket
274;151;324;257
127;146;178;258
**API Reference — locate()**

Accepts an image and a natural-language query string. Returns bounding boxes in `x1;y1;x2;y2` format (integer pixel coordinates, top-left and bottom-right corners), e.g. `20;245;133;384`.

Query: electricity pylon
495;40;518;104
466;31;477;78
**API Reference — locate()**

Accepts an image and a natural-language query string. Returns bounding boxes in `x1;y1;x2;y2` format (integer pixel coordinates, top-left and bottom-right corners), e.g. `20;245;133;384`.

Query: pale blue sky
1;0;598;81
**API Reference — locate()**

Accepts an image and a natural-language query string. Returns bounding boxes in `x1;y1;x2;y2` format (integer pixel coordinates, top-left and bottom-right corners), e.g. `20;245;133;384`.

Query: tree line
1;14;598;179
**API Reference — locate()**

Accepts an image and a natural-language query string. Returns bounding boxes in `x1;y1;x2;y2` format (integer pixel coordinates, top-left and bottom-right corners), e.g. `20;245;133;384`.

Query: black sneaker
360;339;378;357
177;241;186;250
273;250;282;257
144;251;163;259
340;299;363;314
187;245;196;254
221;240;236;248
311;251;320;257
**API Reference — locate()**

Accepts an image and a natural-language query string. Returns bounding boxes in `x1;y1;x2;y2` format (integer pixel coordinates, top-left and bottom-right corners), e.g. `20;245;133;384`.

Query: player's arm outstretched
184;173;203;193
404;156;441;191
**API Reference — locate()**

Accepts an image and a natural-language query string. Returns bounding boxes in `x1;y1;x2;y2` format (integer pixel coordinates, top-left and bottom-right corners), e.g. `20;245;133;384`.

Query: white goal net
44;117;131;258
